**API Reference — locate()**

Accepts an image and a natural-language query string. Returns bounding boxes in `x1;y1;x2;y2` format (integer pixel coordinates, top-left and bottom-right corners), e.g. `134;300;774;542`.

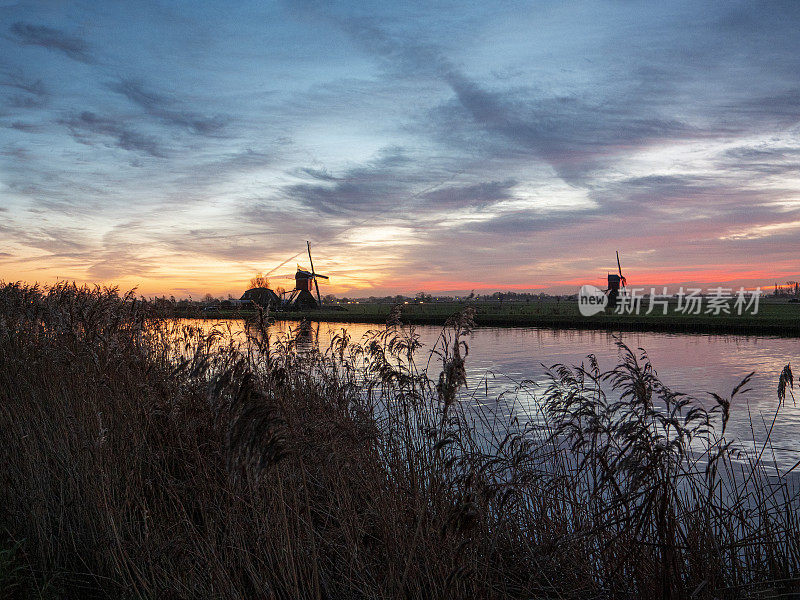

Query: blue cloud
3;0;800;294
109;79;230;136
8;22;93;63
58;111;166;157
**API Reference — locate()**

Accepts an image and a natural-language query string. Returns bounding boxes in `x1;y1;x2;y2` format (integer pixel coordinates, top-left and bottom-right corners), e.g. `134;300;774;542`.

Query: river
183;319;800;469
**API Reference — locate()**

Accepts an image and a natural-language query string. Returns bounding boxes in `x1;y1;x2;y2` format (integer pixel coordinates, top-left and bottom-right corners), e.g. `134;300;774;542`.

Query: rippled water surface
182;319;800;467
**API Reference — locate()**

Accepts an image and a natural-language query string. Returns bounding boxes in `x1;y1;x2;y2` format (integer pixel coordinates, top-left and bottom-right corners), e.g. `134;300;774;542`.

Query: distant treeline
161;284;799;307
185;290;565;306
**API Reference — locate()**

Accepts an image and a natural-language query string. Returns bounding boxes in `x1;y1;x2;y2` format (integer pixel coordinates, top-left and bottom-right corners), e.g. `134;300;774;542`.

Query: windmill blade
616;251;626;287
270;273;297;280
312;273;329;280
307;240;322;305
306;241;316;278
313;277;321;304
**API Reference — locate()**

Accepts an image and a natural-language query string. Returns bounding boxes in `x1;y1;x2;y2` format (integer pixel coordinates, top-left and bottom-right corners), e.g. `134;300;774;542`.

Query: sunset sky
2;1;799;298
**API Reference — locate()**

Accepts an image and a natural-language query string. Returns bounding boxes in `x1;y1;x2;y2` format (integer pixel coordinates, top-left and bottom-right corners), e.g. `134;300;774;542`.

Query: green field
197;298;800;336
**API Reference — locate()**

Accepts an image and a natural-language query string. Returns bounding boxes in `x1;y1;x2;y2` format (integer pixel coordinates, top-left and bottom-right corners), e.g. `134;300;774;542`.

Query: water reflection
177;318;800;467
293;320;319;354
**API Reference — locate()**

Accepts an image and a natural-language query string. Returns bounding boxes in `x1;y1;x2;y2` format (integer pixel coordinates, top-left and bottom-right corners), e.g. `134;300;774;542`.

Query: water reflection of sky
180;319;800;468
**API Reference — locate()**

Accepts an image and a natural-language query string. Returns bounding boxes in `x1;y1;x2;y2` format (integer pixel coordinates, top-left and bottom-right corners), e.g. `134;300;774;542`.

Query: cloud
202;148;272;176
0;219;157;281
109;79;230;136
0;72;47;97
335;18;699;187
86;248;154;280
422;179;516;209
435;72;697;186
335;13;800;195
0;146;29;161
7;121;41;132
2;224;92;256
58;111;166;157
1;72;49;109
591;174;773;220
5;2;800;295
152;226;295;266
298;167;337;181
464;209;584;236
8;22;93;63
7;121;42;133
337;16;449;79
5;95;46;109
718;144;800;176
733;89;800;127
283;147;415;215
163;148;274;199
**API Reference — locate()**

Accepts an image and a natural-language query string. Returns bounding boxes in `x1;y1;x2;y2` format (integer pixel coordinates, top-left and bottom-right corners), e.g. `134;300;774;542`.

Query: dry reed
0;282;798;599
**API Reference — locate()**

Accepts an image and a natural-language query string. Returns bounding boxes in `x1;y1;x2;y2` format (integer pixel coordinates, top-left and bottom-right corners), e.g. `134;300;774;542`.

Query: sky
1;0;799;298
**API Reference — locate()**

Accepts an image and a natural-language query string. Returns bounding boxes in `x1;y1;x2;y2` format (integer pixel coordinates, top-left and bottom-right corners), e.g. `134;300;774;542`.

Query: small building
240;287;280;310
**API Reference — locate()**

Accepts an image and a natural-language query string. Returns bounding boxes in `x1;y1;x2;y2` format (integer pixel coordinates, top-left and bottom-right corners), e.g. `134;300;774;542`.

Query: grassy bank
1;282;799;598
198;299;800;336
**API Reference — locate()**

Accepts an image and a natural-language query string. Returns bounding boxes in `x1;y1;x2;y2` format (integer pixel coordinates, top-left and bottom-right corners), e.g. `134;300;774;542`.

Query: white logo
578;284;607;316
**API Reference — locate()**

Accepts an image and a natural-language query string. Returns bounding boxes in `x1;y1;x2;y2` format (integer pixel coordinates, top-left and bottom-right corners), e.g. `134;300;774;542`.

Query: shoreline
179;305;800;337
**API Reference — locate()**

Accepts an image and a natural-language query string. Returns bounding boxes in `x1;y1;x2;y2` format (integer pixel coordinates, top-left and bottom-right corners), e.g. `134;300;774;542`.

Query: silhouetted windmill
606;251;627;308
617;251;627;288
270;241;330;309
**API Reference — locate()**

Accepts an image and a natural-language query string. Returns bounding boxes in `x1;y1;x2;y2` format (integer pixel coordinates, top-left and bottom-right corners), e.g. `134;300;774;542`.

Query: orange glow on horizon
553;266;800;289
2;256;797;299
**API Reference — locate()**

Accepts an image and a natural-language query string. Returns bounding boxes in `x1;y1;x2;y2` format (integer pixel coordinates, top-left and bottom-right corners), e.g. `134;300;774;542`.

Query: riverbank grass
1;282;798;598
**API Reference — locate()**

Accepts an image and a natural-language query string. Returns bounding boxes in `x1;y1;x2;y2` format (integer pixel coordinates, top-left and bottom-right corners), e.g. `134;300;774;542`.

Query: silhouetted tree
249;273;270;289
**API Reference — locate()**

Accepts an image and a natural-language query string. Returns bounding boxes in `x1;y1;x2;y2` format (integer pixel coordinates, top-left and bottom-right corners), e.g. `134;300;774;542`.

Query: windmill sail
616;251;627;287
254;242;329;309
307;241;321;305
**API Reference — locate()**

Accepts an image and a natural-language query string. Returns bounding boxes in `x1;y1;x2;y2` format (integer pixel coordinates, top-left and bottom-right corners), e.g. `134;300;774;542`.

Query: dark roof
240;287;280;306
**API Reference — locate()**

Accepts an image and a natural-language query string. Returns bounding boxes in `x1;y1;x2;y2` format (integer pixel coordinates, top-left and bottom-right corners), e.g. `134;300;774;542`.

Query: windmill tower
606;251;627;308
270;241;330;309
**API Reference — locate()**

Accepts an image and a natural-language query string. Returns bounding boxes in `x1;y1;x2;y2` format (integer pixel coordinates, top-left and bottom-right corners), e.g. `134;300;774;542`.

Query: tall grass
0;282;798;598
